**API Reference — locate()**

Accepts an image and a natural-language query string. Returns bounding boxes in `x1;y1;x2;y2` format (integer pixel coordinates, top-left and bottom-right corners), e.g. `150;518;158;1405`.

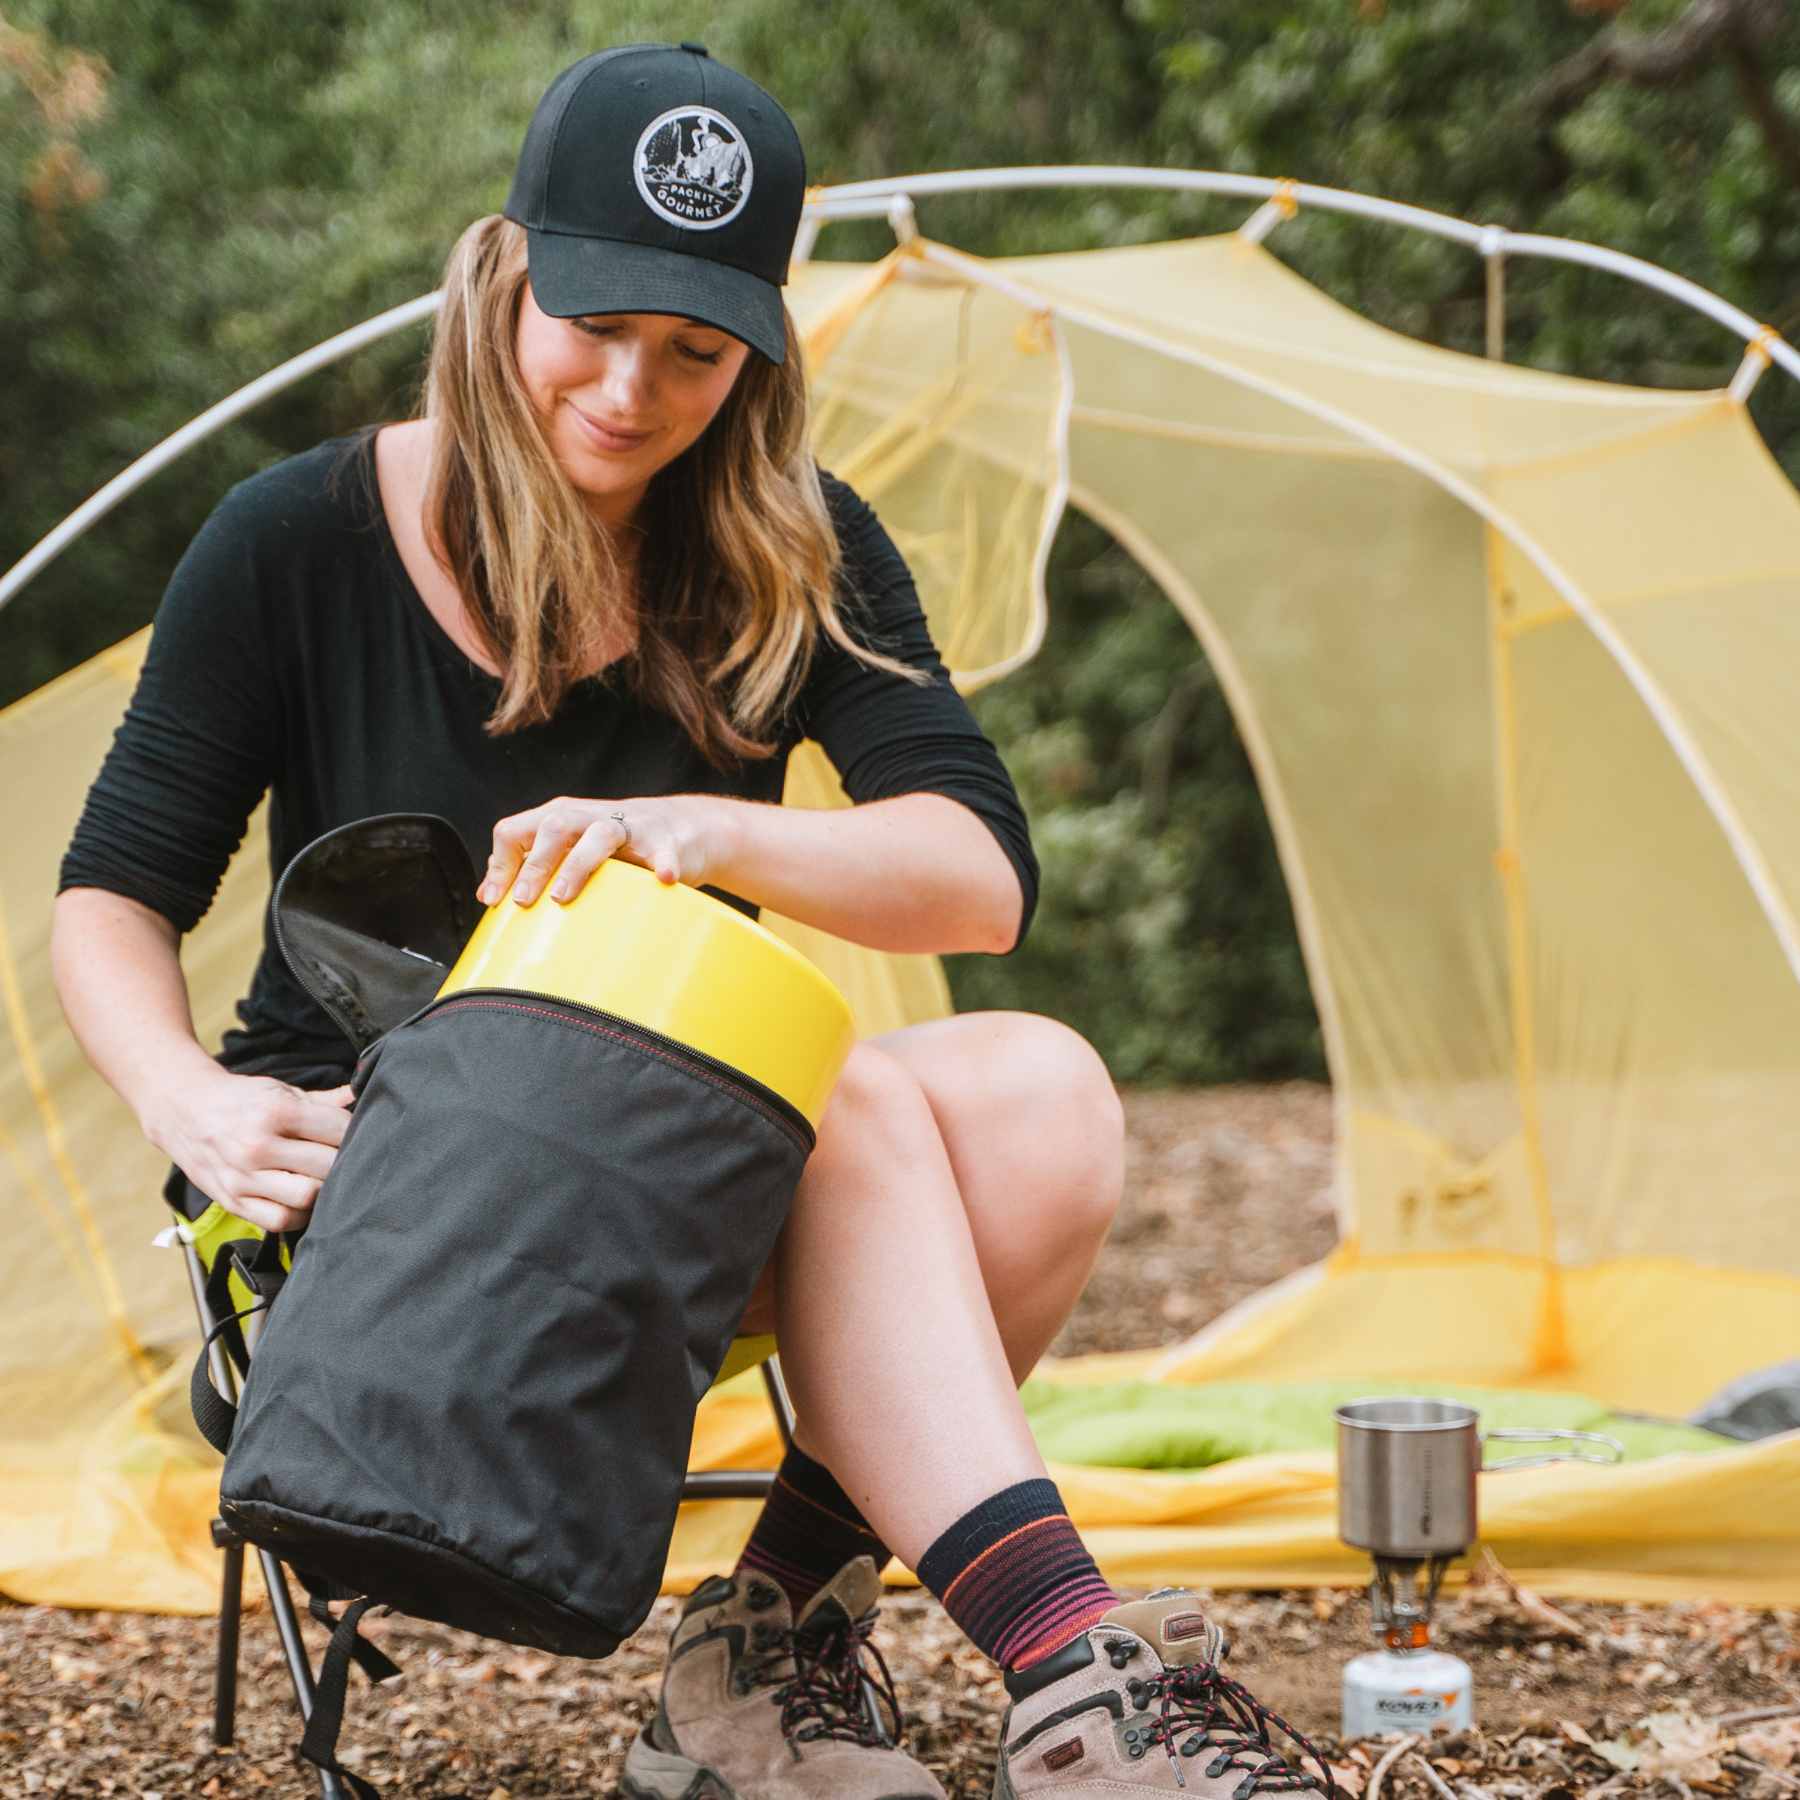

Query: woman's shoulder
814;465;875;542
812;467;910;606
157;429;387;652
204;426;384;553
817;460;921;630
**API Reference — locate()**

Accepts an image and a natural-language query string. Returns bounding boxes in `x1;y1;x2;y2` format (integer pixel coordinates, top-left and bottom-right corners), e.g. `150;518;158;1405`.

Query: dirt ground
5;1082;1796;1797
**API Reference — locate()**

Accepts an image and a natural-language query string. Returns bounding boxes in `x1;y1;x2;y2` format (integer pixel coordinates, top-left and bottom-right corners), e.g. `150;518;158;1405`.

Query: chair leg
182;1235;348;1797
762;1353;797;1451
211;1522;244;1746
258;1551;351;1800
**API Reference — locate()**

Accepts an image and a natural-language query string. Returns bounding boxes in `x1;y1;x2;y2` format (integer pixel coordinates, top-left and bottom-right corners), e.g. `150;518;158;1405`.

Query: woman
53;45;1327;1800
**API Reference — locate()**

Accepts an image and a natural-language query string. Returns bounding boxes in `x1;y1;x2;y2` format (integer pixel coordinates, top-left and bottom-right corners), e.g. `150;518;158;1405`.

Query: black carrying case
192;814;814;1792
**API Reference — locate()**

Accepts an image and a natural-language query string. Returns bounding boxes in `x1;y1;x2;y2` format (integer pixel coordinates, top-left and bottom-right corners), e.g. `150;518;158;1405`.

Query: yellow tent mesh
4;231;1797;1613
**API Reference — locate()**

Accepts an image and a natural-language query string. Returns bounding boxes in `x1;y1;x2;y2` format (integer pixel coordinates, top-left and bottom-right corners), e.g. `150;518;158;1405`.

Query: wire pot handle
1480;1426;1625;1472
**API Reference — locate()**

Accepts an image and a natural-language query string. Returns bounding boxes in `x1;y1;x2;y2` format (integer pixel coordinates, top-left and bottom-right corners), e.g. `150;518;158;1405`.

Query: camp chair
177;814;809;1797
178;1204;795;1800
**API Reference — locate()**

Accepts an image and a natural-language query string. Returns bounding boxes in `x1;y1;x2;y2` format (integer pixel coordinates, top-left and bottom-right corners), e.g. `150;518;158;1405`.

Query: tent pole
1482;226;1507;363
0;294;439;613
1730;326;1781;403
1237;179;1299;246
8;170;1795;614
809;168;1798;386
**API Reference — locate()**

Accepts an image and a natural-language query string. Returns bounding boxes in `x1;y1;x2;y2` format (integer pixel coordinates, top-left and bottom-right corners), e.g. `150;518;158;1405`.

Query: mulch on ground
5;1082;1795;1796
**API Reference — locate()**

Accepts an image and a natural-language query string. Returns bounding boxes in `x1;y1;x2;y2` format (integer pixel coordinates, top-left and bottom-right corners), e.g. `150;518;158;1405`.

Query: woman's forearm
703;792;1024;955
50;887;225;1132
52;886;355;1230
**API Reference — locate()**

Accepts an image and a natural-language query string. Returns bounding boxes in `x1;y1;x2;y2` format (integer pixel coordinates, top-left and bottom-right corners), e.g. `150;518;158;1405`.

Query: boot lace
732;1617;797;1695
763;1611;905;1755
1114;1639;1338;1798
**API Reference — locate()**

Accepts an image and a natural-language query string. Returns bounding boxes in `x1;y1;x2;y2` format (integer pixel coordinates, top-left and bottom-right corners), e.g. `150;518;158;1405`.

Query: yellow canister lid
437;860;854;1130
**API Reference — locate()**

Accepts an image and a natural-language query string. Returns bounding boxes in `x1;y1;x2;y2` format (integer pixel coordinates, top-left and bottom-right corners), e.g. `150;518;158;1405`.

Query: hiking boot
991;1589;1337;1798
621;1555;946;1799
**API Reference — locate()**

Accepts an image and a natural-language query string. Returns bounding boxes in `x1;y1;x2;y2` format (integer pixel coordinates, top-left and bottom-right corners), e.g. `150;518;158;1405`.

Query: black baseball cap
503;43;806;364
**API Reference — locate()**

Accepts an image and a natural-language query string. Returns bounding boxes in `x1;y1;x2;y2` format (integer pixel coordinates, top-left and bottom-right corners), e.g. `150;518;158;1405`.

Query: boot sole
619;1727;737;1800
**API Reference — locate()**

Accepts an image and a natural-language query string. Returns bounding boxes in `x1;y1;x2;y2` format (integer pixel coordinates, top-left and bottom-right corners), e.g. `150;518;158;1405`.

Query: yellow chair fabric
6;229;1800;1612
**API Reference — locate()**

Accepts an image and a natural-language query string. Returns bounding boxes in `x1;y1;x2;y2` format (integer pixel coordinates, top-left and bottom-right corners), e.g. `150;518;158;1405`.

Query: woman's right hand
147;1065;355;1234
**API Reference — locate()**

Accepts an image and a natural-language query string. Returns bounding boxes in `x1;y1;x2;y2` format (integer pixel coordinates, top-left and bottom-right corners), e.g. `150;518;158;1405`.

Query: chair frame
183;1234;799;1800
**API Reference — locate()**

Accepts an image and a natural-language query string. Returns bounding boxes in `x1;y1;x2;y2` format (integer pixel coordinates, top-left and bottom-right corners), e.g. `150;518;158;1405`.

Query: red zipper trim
423;996;814;1154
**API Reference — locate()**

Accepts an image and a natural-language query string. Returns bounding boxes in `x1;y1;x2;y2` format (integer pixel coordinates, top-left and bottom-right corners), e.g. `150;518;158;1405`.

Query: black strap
189;1231;291;1454
307;1592;402;1684
189;1293;267;1455
298;1595;386;1799
202;1228;292;1374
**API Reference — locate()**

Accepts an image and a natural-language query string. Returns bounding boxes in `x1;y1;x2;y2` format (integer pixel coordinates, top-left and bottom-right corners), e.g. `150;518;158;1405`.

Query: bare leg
871;1012;1123;1384
761;1013;1124;1570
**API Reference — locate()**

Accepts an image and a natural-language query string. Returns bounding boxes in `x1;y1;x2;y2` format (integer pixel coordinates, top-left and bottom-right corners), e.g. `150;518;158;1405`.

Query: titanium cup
1335;1397;1623;1560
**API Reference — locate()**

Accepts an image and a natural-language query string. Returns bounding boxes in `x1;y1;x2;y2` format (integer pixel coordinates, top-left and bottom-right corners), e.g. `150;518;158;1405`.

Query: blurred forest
5;0;1799;1081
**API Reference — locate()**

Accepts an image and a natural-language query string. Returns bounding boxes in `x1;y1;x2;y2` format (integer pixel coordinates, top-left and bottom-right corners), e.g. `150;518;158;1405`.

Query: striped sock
734;1444;890;1617
916;1478;1118;1671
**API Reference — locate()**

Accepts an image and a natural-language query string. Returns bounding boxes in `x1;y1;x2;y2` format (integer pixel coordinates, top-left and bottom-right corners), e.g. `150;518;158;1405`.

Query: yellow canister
438;859;855;1132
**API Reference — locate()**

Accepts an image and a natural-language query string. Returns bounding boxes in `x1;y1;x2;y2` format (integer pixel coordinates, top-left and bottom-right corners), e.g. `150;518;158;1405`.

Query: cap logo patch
634;106;753;231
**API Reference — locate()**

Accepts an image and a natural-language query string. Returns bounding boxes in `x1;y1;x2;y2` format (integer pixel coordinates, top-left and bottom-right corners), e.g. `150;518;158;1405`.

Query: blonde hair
418;213;919;764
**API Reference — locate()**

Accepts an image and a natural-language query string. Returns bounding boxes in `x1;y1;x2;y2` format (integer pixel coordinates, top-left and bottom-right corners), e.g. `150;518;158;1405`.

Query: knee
816;1041;937;1165
997;1015;1126;1244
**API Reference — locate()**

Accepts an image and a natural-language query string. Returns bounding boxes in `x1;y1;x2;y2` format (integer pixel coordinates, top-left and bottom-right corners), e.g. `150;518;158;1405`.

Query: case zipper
413;987;817;1154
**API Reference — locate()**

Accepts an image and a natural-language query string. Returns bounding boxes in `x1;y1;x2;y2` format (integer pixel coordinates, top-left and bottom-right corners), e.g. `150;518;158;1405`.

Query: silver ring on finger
610;810;629;840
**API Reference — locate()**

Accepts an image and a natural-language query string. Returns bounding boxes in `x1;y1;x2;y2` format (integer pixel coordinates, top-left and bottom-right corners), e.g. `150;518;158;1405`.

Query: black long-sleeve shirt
59;426;1037;1094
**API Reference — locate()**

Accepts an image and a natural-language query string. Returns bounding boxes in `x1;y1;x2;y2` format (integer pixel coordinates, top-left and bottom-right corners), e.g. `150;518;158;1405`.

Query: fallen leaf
1560;1721;1596;1747
1739;1720;1800;1769
1636;1710;1728;1783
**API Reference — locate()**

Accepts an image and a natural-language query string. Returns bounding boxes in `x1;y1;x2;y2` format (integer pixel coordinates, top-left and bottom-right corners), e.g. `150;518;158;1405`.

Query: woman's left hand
478;794;730;907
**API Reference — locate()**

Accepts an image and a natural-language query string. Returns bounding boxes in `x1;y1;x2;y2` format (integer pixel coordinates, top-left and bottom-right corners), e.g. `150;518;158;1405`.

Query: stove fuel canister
1342;1645;1474;1735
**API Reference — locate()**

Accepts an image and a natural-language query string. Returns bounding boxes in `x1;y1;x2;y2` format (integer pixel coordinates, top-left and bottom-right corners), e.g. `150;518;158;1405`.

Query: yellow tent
5;196;1799;1615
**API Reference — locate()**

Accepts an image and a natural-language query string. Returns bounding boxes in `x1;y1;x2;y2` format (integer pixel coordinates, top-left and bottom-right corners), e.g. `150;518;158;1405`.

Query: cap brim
525;231;786;364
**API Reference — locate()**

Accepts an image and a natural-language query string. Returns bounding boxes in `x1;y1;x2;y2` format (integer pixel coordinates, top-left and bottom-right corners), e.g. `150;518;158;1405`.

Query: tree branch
1528;0;1785;111
1724;18;1800;193
1139;663;1208;832
1524;0;1800;195
1529;0;1745;117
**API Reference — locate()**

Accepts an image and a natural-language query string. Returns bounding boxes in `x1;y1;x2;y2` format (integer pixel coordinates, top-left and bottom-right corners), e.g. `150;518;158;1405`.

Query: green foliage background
6;0;1798;1083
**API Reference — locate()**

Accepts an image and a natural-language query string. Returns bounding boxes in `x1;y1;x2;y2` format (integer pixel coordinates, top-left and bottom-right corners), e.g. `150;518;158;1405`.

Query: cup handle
1479;1426;1625;1472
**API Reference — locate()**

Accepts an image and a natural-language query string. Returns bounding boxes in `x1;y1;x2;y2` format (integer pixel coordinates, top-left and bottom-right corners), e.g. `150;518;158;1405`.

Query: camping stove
1334;1399;1481;1733
1341;1552;1473;1733
1334;1397;1622;1733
